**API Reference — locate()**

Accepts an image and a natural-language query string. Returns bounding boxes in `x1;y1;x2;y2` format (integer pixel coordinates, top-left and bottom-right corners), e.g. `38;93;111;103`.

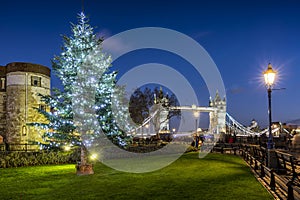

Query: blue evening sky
1;0;300;128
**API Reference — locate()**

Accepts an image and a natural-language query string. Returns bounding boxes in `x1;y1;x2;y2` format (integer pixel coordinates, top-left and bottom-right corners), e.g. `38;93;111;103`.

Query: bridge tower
153;88;170;133
209;91;226;133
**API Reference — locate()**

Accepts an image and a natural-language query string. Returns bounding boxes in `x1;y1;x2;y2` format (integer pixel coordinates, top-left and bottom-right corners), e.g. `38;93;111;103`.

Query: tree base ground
76;164;94;175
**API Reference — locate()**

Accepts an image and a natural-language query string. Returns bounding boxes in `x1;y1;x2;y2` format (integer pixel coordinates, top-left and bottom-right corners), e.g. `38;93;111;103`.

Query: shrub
0;148;80;168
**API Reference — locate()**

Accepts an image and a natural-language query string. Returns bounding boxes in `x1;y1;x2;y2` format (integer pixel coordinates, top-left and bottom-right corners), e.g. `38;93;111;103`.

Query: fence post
260;164;265;178
290;157;298;181
270;169;276;191
287;181;294;200
254;159;258;171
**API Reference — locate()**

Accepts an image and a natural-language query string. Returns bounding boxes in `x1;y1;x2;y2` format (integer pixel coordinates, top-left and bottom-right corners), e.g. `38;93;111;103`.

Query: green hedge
0;149;80;168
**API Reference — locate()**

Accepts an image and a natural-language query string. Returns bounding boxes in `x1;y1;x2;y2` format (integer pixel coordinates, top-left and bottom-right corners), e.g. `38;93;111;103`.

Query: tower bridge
165;91;226;134
169;91;226;134
131;91;282;138
131;91;227;137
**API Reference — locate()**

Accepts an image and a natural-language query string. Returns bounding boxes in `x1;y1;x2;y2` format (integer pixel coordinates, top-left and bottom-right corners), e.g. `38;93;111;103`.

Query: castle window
22;125;27;136
31;76;41;87
1;78;5;90
39;104;46;111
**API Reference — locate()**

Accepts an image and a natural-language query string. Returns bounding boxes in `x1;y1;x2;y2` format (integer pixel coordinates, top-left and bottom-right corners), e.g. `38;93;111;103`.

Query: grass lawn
0;153;273;200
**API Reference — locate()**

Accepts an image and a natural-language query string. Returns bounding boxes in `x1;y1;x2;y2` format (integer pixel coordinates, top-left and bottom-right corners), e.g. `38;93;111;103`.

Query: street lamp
263;63;277;149
193;111;200;132
145;124;149;136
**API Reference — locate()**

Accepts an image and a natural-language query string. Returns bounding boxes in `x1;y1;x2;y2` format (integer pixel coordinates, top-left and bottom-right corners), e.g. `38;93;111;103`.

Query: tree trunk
76;145;94;175
81;145;87;165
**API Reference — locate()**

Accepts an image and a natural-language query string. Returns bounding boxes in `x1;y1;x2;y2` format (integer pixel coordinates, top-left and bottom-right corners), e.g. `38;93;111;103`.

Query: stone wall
0;62;51;147
6;72;50;144
0;67;7;140
0;92;6;139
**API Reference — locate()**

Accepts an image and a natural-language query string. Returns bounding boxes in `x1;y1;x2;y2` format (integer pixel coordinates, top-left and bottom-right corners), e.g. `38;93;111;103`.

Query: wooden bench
212;143;239;155
223;143;239;155
212;143;224;153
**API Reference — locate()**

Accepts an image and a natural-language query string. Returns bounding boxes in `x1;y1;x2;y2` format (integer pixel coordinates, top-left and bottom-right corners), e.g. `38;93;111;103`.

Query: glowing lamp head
193;111;199;118
90;153;97;160
263;63;277;87
64;145;71;151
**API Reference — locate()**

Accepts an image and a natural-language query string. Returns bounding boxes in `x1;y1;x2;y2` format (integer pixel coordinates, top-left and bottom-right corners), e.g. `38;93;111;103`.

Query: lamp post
263;63;277;149
193;111;200;132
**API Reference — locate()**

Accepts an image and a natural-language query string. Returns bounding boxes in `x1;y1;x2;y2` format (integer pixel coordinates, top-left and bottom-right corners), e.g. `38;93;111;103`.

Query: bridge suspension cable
226;113;284;136
128;109;159;135
226;113;263;136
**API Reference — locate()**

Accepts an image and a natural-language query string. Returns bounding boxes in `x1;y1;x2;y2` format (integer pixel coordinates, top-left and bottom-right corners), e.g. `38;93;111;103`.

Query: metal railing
240;144;300;200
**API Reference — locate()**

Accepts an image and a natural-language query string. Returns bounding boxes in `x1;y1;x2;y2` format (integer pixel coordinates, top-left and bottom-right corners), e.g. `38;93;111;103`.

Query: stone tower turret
209;91;226;133
0;62;50;149
0;67;7;139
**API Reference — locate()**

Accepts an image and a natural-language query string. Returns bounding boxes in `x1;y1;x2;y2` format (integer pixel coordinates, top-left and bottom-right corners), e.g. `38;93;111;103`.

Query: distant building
284;123;300;135
0;62;50;149
271;122;284;137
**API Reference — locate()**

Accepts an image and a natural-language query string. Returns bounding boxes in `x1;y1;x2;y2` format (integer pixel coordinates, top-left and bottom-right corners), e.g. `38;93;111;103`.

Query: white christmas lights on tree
30;12;133;151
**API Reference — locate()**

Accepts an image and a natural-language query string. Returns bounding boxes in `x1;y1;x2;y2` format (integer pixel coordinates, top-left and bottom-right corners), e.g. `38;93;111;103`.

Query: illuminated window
39;104;46;111
31;76;41;87
22;125;27;136
0;78;5;90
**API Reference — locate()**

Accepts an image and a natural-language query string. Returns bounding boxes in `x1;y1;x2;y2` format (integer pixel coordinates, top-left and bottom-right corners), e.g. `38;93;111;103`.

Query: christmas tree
31;12;131;174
